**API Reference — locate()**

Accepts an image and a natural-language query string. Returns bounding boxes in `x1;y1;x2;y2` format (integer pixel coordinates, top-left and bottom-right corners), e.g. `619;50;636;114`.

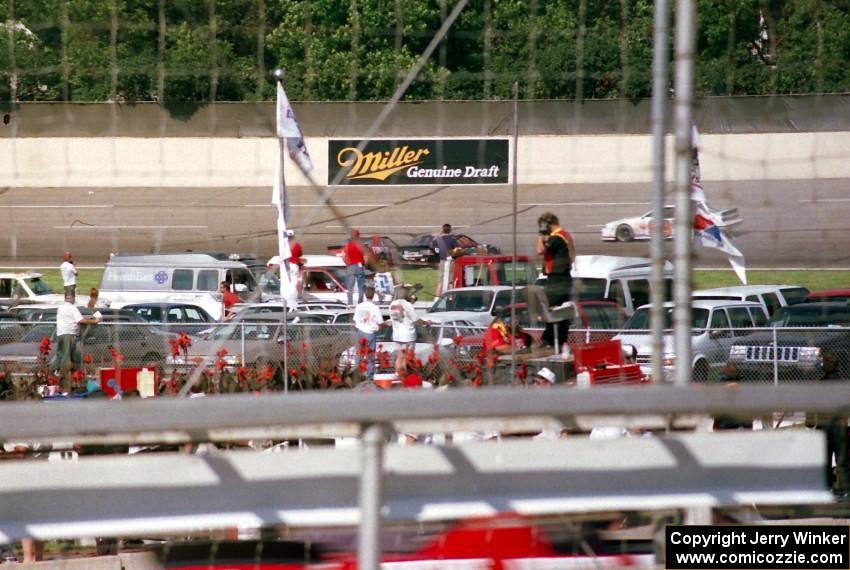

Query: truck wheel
616;225;634;242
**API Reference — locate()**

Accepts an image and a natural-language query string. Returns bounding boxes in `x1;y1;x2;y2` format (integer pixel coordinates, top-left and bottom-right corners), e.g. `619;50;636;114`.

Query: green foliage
1;0;849;102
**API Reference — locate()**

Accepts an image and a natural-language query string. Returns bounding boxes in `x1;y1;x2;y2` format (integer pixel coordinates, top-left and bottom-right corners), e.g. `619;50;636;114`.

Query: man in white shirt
53;292;101;392
389;285;430;376
59;251;78;296
353;286;384;381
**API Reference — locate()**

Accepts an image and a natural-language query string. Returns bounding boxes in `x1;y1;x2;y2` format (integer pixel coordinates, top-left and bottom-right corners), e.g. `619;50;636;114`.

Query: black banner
327;139;509;185
666;525;850;570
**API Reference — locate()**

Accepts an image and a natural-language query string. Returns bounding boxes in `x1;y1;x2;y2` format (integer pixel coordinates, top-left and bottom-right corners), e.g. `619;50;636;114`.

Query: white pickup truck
0;272;65;306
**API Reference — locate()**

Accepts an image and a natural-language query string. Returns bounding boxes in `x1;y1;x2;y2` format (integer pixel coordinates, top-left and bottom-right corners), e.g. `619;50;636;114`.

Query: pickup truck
440;255;538;290
0;272;65;307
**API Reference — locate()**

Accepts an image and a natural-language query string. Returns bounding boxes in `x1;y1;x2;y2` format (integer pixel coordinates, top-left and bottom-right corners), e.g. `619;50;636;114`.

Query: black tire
615;225;634;242
693;360;710;383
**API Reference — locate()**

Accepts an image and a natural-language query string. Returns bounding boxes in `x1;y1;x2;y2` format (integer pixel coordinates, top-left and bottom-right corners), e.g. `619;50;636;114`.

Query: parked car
0;313;168;374
0;312;27;345
614;299;768;382
726;302;850;382
231;300;349;317
121;303;217;336
398;233;500;266
804;289;850;304
601;205;741;242
167;314;353;379
427;286;528;327
338;317;479;379
692;284;809;317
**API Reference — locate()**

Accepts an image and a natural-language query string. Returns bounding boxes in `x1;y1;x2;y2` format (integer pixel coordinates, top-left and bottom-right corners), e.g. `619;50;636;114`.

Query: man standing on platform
535;212;575;349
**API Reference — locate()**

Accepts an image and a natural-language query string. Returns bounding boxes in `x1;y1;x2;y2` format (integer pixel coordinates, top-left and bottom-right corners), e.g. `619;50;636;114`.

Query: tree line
1;0;848;104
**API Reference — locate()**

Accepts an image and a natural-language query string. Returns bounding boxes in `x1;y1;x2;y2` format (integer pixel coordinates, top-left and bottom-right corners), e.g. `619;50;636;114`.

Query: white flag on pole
690;125;747;284
276;81;313;173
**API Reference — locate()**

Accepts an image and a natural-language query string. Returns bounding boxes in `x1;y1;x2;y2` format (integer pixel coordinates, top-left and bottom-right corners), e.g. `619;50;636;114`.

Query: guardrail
0;385;846;569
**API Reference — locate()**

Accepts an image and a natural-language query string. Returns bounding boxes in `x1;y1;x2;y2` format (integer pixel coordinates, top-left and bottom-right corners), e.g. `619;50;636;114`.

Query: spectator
532;367;557;387
53;291;101;393
86;287;109;309
482;315;513;385
219;281;239;320
354;286;384;382
343;229;366;306
59;251;78;297
287;230;305;300
535;212;575;349
433;223;459;297
389;285;430;377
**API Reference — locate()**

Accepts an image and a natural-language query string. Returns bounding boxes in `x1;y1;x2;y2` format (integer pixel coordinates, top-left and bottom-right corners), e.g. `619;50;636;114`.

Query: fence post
358;422;390;570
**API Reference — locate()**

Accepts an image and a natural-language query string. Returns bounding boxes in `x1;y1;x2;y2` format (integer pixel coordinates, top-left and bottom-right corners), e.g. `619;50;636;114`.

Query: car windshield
430;290;494;313
25;278;52;295
623;307;709;334
781;287;810;305
768;305;850;327
410;234;434;247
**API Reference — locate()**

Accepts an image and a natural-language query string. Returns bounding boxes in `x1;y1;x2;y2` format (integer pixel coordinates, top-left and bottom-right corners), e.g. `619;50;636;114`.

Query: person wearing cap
533;367;557;387
343;229;366;306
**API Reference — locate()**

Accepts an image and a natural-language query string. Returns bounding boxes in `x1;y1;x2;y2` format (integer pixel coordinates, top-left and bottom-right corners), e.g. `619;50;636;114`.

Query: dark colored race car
398;233;500;266
726;302;850;382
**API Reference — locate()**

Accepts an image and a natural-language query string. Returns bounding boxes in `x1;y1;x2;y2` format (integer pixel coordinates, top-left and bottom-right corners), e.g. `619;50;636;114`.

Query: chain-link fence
1;320;846;399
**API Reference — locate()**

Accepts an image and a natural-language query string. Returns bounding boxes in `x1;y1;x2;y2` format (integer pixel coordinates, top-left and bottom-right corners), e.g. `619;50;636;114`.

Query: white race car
601;205;740;242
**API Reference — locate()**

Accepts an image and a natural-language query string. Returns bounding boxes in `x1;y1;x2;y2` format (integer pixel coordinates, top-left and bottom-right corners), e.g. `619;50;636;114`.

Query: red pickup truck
441;255;538;290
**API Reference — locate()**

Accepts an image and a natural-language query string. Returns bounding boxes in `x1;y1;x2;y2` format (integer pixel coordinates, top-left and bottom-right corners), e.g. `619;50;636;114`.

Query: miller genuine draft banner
328;139;509;185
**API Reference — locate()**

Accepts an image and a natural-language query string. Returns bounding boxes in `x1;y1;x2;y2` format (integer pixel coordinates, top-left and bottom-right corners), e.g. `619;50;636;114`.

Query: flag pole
274;68;291;395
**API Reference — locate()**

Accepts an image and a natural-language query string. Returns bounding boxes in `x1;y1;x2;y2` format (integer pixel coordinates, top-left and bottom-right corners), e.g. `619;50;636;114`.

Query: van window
709;309;731;338
608;281;626;308
227;269;256;292
573;278;608;301
0;279;11;297
727;306;754;334
762;293;781;316
197;270;218;291
781;287;809;305
626;279;651;310
172;269;193;291
745;295;759;303
750;307;768;327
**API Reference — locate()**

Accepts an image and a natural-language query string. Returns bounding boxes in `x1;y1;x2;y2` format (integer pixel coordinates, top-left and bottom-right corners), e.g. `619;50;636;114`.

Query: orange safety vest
543;228;571;274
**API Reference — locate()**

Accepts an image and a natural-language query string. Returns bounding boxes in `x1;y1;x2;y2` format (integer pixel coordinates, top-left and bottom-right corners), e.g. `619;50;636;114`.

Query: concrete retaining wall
2;132;848;188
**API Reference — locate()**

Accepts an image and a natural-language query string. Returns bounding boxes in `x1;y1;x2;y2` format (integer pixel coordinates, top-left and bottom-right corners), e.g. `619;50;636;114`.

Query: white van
692;285;809;317
570;255;674;316
99;253;260;320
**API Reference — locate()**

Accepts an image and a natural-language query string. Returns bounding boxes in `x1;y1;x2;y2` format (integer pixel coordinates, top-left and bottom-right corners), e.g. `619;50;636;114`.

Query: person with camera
535;212;575;349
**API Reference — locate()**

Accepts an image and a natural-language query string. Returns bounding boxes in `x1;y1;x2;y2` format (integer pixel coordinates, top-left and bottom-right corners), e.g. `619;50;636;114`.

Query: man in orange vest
535;212;575;348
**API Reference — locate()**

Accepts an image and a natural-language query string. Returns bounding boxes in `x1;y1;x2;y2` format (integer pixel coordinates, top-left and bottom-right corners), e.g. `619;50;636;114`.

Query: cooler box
99;367;158;398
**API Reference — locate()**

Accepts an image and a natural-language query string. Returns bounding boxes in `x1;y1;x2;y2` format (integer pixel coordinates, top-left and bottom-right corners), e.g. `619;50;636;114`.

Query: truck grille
745;346;800;362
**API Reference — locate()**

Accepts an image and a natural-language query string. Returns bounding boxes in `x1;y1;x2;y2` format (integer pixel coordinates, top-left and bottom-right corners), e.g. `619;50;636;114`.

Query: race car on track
601;205;741;242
